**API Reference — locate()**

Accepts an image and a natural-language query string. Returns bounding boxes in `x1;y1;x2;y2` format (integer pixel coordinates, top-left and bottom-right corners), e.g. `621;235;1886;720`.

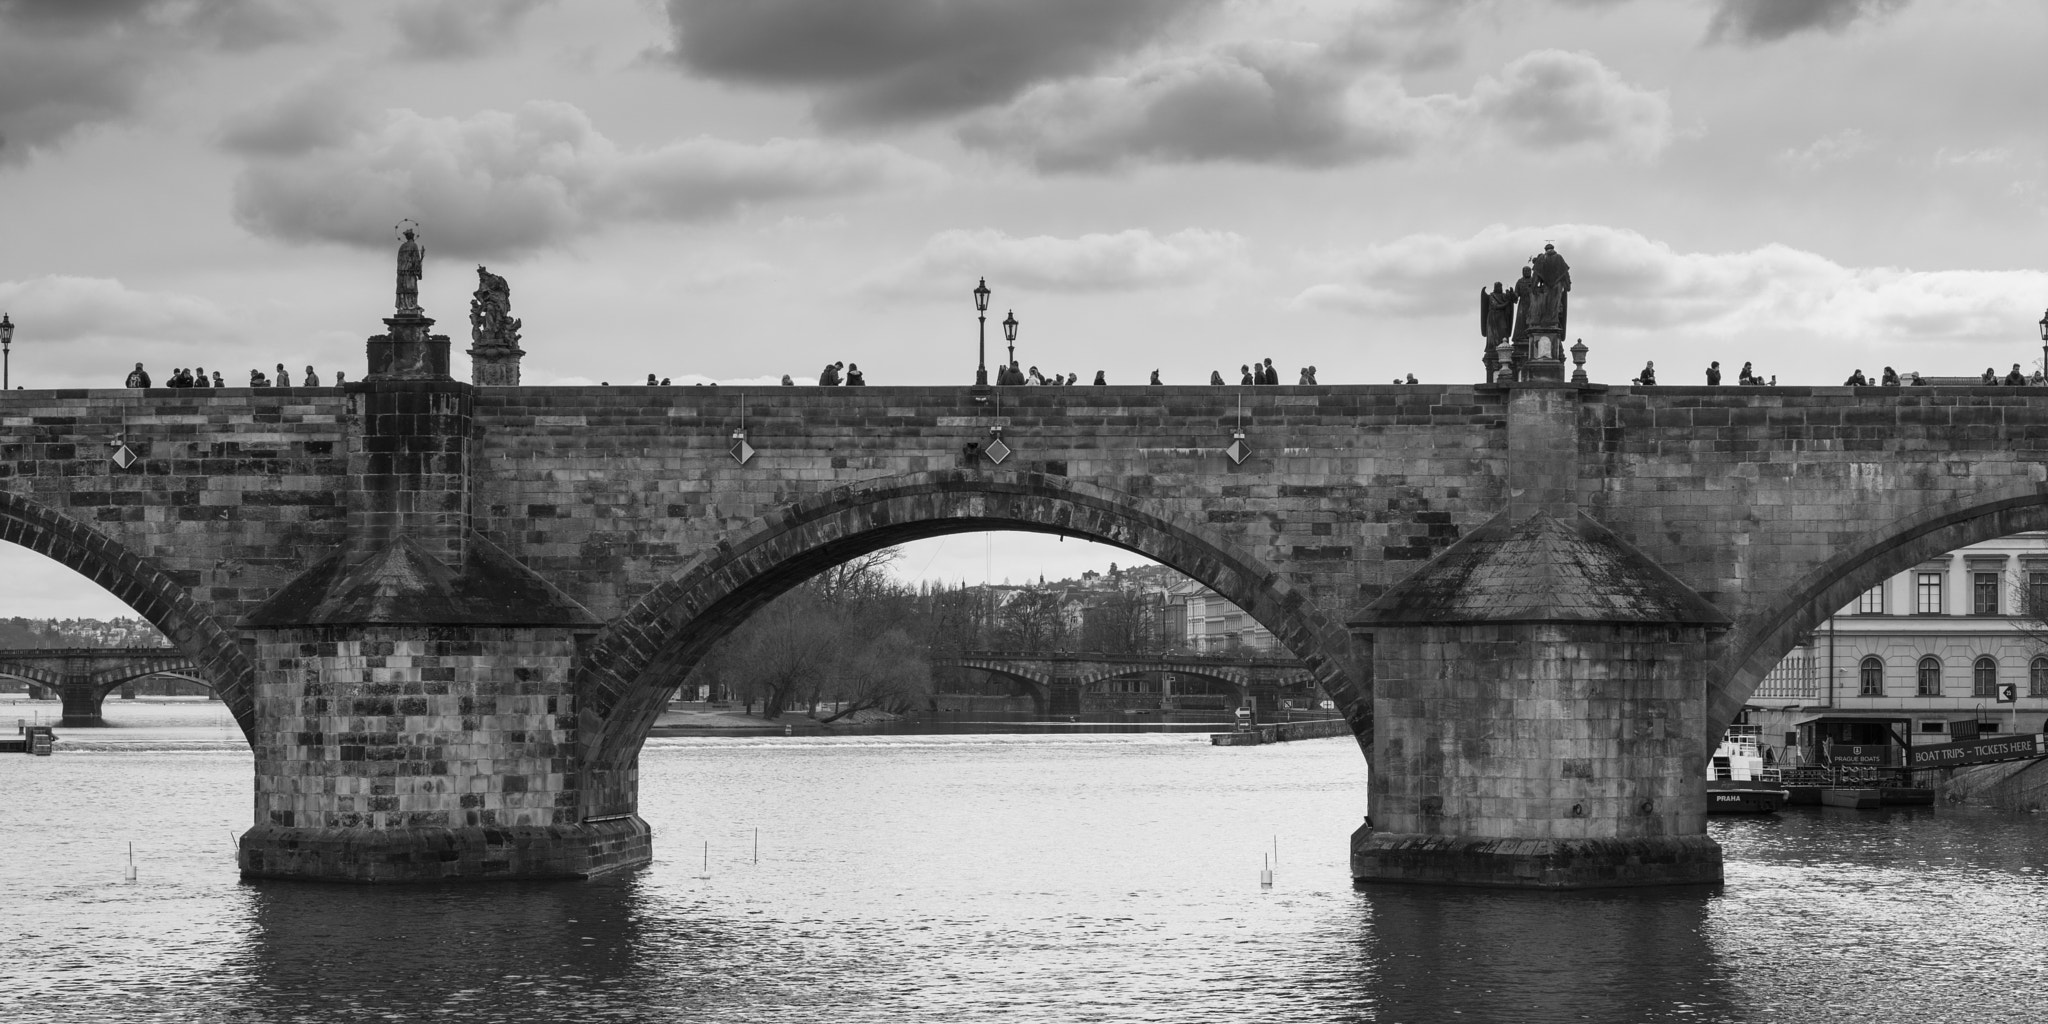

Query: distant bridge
0;647;210;725
934;651;1321;715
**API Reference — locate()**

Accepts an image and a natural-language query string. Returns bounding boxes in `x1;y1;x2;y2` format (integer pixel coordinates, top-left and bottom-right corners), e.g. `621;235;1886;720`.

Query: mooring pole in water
1259;853;1272;889
753;828;759;864
125;842;136;882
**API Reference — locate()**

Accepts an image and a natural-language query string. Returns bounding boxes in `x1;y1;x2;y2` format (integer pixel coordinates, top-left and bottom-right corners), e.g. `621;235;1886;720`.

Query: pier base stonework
1351;511;1730;888
237;623;649;882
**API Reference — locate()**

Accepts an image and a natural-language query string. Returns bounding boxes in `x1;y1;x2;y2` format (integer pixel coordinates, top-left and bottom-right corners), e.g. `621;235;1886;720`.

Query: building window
1917;656;1942;696
1973;656;1999;698
1857;586;1884;615
1858;656;1883;696
1973;573;2000;615
1916;573;1943;615
2032;658;2048;698
2029;572;2048;619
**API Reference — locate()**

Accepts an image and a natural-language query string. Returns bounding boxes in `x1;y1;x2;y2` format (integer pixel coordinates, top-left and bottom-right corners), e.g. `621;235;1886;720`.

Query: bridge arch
1714;482;2048;749
0;491;252;737
581;470;1366;779
947;663;1053;713
1075;665;1250;703
0;662;63;689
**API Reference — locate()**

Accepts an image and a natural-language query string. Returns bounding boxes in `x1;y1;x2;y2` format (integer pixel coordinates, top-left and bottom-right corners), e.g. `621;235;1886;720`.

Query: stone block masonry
239;625;646;882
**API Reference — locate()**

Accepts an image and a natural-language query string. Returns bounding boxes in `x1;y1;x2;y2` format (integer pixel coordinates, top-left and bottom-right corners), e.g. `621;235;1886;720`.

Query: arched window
1973;657;1999;698
2031;658;2048;698
1917;656;1942;697
1858;656;1884;696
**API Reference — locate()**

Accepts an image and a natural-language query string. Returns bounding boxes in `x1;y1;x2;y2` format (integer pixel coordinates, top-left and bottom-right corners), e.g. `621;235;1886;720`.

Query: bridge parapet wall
472;385;1511;624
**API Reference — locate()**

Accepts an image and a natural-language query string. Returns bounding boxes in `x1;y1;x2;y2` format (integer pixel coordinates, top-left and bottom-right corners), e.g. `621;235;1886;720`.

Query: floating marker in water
124;842;137;882
1259;853;1273;889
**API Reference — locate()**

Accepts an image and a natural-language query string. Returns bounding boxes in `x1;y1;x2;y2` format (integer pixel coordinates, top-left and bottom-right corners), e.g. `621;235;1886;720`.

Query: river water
3;698;2045;1023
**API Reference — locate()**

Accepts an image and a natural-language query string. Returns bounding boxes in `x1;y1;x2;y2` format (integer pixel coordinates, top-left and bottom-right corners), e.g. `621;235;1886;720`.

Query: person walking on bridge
124;363;150;388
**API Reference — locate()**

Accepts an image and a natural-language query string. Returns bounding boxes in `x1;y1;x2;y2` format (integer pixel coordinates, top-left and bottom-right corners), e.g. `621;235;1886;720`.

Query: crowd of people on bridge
123;363;344;389
1632;359;2048;389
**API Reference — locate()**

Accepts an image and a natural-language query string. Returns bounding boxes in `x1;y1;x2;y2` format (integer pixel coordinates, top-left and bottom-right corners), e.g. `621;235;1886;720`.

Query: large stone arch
1076;665;1249;702
0;492;254;739
579;470;1367;802
0;662;62;688
949;665;1052;712
1711;483;2048;749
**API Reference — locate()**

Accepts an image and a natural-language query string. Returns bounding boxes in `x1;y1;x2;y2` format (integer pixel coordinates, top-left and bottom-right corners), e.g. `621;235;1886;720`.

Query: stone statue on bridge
1526;243;1570;337
395;224;424;315
1480;281;1517;379
467;265;526;386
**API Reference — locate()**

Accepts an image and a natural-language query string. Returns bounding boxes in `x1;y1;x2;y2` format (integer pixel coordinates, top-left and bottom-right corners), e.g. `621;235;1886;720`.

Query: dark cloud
227;101;941;258
1706;0;1910;44
215;72;368;156
0;0;331;167
959;46;1669;173
391;0;549;61
960;43;1439;172
659;0;1217;126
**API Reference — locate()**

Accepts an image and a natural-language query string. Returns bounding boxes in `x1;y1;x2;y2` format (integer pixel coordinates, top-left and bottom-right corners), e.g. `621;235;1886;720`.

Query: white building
1163;578;1280;654
1749;532;2048;762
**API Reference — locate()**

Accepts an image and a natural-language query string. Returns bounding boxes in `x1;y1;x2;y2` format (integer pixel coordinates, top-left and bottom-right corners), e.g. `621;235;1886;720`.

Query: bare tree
815;628;932;723
998;582;1071;652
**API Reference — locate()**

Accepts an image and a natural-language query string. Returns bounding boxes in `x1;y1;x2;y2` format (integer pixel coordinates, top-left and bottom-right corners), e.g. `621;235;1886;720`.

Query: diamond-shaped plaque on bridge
984;436;1012;465
729;436;755;466
1224;433;1251;466
110;443;139;470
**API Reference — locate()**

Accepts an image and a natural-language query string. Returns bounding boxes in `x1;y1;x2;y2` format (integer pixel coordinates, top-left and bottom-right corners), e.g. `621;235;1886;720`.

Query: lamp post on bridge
1003;309;1019;371
973;278;991;387
2037;307;2047;383
1;313;13;390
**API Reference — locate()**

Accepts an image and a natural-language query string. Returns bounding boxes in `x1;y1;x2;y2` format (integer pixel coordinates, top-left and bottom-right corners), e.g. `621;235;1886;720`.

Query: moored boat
1707;724;1790;814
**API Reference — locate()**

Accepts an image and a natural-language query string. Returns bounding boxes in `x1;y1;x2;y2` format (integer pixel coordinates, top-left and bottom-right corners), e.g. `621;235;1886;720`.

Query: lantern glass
0;314;12;347
973;278;990;313
1002;310;1018;343
2038;309;2048;342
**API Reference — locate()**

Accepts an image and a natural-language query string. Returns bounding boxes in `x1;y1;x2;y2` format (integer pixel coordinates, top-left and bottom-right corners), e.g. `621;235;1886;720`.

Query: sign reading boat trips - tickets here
1907;734;2048;771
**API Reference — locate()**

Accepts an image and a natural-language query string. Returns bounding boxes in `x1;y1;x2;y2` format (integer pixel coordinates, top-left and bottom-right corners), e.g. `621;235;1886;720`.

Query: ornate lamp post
973;278;991;386
1003;309;1019;370
2038;307;2048;383
1;313;13;390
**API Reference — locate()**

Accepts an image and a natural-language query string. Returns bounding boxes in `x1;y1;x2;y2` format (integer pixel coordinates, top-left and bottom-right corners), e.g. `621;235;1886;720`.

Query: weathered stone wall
237;624;646;881
470;384;1510;619
1368;621;1714;841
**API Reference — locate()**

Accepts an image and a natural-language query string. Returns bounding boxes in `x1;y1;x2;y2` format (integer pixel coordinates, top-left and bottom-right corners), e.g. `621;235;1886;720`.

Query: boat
1707;724;1790;813
1821;788;1883;809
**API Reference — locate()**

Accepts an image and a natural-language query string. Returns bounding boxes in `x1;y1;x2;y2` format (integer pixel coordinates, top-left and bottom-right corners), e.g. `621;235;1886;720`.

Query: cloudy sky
3;0;2045;614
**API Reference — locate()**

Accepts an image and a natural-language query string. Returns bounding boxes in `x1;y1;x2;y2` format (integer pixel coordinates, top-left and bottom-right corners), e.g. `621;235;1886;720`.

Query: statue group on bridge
1481;243;1572;381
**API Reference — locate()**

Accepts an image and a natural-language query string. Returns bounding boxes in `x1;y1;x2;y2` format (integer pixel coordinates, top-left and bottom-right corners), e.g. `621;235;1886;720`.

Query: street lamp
2038;307;2048;385
973;278;991;387
1003;310;1018;370
1;313;13;391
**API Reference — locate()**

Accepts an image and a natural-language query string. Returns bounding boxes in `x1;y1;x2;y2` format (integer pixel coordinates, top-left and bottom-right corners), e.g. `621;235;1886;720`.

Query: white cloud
0;275;232;343
1778;128;1871;171
1465;50;1672;159
1294;223;2048;345
226;100;942;258
868;228;1249;295
391;0;549;61
960;46;1671;171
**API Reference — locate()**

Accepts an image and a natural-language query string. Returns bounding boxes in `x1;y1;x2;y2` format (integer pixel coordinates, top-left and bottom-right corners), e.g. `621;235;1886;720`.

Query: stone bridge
936;651;1318;714
0;647;205;725
4;285;2048;886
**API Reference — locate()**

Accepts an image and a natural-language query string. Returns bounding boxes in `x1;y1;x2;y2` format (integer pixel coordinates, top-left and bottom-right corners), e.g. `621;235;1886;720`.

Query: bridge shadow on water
1337;885;1735;1024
